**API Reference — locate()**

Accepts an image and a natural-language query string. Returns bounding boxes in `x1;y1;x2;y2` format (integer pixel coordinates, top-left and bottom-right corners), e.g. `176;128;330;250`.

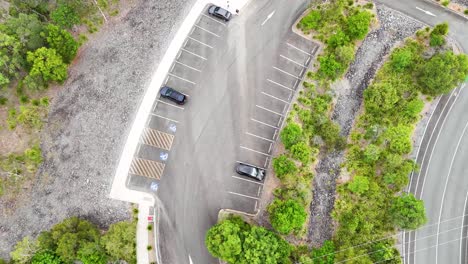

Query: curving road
375;1;468;263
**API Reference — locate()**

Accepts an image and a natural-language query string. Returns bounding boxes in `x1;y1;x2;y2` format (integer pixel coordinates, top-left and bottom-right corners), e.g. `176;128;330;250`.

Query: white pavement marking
189;255;194;264
194;24;221;37
228;191;259;200
268;142;273;153
287;42;311;56
150;113;179;123
262;91;289;104
156;99;185;110
261;10;276;26
264;157;269;168
175;61;202;72
246;132;274;142
280;54;306;67
168;73;197;84
256;105;284;116
257;186;262;196
181;48;208;60
164;76;169;85
201;13;227;25
240;146;271;157
232;175;264;185
435;119;468;264
267;78;294;91
416;6;437;17
273;66;301;79
236;160;266;170
460;190;468;263
251;118;279;129
187;36;213;48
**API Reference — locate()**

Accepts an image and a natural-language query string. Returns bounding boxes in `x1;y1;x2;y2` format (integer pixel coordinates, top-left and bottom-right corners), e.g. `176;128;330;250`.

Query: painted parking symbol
160;152;169;161
169;123;177;133
150;182;159;192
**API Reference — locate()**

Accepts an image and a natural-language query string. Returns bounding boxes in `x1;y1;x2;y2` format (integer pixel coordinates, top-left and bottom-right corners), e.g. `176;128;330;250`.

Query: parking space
125;5;228;193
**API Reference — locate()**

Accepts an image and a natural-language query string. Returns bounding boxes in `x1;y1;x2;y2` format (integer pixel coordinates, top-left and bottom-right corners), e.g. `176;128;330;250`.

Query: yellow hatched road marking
129;158;165;179
142;128;174;150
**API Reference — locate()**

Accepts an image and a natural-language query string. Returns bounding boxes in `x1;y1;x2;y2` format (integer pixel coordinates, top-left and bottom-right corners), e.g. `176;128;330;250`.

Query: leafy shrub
327;29;349;48
390;47;414;72
318;54;343;80
51;4;80;29
390;193;427;230
347;175;369;195
268;199;307;234
345;10;372;40
383;125;413;154
45;24;78;64
311;240;335;264
205;217;247;263
290;141;312;164
27;47;68;84
31;251;61;264
272;155;297;179
429;33;445;47
298;10;321;32
101;221;137;264
280;122;303;149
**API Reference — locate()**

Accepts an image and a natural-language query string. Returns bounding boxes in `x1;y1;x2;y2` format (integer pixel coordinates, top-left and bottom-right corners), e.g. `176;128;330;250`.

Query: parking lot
126;7;228;193
225;33;319;214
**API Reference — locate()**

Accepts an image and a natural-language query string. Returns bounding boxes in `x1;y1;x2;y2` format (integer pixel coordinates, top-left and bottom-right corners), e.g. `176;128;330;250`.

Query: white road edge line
232;175;264;185
194;24;221;37
175;60;202;72
156;99;185;110
256;105;284;116
149;113;179;123
201;13;227;26
187;36;214;48
228;191;259;200
181;48;207;60
240;146;271;157
167;73;196;84
287;42;311;55
261;91;290;104
460;190;468;263
273;66;301;79
280;54;306;67
236;160;266;170
251;118;279;129
267;78;294;91
246;132;274;142
435;119;468;264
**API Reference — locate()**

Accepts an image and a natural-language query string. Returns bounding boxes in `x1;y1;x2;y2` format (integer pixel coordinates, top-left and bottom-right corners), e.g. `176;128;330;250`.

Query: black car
236;163;265;181
159;86;186;105
208;5;232;21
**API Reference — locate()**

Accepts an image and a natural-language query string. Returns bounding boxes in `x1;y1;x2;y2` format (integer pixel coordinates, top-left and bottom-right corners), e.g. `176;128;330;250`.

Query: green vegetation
268;199;307;235
9;217;136;264
332;23;467;262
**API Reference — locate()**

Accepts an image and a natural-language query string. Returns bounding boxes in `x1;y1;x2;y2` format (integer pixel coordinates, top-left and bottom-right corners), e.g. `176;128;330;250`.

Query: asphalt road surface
375;1;468;263
123;0;318;263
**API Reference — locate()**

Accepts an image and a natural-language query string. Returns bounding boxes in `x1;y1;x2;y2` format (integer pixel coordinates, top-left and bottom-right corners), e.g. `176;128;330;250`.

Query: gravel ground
307;4;424;246
0;0;195;258
451;0;468;9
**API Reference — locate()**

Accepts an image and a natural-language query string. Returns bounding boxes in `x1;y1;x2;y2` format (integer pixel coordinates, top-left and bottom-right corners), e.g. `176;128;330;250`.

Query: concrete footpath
109;0;251;263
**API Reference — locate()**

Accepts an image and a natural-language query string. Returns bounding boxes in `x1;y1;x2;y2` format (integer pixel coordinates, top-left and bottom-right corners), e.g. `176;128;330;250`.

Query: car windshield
214;7;220;12
249;167;258;176
165;89;172;96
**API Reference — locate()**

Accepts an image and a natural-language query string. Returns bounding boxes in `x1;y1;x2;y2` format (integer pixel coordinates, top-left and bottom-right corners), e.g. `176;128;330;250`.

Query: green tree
205;217;248;263
4;13;45;51
31;251;62;264
290;141;312;164
45;24;78;64
298;10;321;32
364;82;399;115
240;226;291;264
27;47;68;84
347;175;369;195
77;242;108;264
417;51;468;95
311;240;335;264
345;10;372;40
318;54;343;80
384;125;413;154
390;48;414;72
363;144;380;164
327;29;349;48
432;22;449;35
101;221;136;264
0;33;24;85
390;193;427;230
268;198;307;235
335;44;355;67
51;4;80;29
369;241;401;263
10;236;39;264
280;122;303;149
272;155;297;179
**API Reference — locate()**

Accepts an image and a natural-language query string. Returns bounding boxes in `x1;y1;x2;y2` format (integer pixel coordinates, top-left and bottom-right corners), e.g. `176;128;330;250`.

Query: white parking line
181;48;207;60
280;54;306;67
287;42;311;56
257;186;262;196
240;146;271;157
175;61;201;72
187;36;213;48
168;73;196;85
246;132;274;142
201;13;227;26
236;160;266;170
157;99;185;110
273;66;301;79
256;105;283;116
261;91;290;104
150;113;179;123
264;156;269;168
164;76;169;85
228;191;259;200
251;118;279;129
267;79;294;91
194;24;220;37
268;142;273;153
232;175;264;185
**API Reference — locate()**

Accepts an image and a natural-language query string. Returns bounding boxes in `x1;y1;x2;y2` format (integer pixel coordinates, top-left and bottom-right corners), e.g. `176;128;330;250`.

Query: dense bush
290;142;312;164
51;4;80;29
27;47;68;84
268;199;307;234
45;24;79;64
345;10;372;40
280;122;304;149
101;221;137;264
272;155;297;179
390;193;427;230
347;175;369;195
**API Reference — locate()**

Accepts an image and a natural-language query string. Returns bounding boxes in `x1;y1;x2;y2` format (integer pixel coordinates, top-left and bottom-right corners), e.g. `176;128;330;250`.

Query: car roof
239;163;256;173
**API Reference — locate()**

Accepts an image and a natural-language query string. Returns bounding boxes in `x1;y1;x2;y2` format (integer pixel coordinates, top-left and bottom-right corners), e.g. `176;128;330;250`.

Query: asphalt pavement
374;1;468;263
122;0;318;263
